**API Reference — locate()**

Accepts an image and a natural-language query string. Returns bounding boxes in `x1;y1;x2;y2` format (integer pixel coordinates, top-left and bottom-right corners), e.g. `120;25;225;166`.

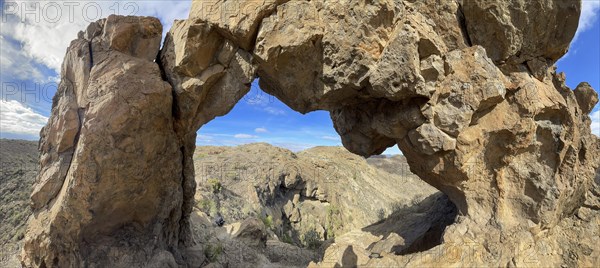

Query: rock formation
22;0;599;267
22;16;187;267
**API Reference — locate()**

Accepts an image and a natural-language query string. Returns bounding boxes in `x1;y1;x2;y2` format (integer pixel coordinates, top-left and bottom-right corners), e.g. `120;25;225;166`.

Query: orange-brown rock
22;0;599;267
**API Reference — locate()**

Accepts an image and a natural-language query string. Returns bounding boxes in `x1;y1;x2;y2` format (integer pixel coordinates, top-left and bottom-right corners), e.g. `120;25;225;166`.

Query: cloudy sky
1;0;599;155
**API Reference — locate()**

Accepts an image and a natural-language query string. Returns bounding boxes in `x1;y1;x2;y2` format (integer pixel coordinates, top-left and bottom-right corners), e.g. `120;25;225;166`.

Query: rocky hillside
193;143;436;240
0;139;38;267
367;155;414;177
190;143;459;266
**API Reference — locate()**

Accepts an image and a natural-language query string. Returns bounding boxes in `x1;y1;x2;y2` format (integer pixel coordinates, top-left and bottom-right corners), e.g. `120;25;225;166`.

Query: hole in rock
189;79;458;266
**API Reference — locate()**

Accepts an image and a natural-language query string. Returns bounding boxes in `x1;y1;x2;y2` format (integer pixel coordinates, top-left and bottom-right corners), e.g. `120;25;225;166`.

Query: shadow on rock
362;192;458;255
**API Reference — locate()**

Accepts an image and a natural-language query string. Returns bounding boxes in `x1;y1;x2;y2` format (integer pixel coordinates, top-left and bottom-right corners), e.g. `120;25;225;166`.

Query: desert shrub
326;205;340;217
281;233;294;245
207;178;222;193
261;214;273;229
196;199;211;211
0;140;37;248
209;202;219;217
302;229;322;249
11;229;24;241
196;199;219;216
325;226;335;240
204;243;224;263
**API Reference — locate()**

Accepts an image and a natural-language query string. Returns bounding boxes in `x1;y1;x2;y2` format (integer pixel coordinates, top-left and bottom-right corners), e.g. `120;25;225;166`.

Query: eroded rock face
462;0;580;65
23;15;185;267
23;0;600;267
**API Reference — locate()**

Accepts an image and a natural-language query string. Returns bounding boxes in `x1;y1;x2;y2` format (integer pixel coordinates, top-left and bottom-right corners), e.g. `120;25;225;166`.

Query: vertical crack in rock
456;1;473;47
155;49;170;82
178;145;188;247
56;106;85;202
88;40;94;70
176;139;197;249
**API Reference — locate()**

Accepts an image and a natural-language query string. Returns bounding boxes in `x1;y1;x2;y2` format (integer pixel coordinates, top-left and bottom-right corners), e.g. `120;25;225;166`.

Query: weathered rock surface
462;0;580;65
22;0;600;267
22;15;186;268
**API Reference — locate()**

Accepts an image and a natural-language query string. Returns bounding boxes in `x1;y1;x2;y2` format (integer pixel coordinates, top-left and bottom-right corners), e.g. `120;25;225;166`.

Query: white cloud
558;1;600;62
264;107;286;115
0;99;48;136
1;0;191;75
196;134;214;143
591;109;599;137
0;36;49;82
321;135;340;141
244;92;271;106
242;81;287;116
572;0;600;44
234;133;258;139
255;127;268;133
580;1;600;32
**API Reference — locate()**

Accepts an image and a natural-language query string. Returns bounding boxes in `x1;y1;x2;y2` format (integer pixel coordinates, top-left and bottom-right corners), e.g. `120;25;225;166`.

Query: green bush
208;178;222;193
196;199;219;216
261;214;273;229
196;199;210;211
204;243;224;263
281;233;294;245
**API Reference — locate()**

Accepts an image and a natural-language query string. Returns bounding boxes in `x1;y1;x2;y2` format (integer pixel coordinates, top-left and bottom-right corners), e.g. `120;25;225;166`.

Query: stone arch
21;0;600;267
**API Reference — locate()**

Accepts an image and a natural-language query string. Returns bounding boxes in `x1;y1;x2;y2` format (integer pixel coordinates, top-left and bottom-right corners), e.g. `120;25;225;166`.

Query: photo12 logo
1;81;56;105
2;1;139;24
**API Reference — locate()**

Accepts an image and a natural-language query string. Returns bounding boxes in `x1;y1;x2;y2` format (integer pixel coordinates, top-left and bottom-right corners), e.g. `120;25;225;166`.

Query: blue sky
196;80;344;152
1;0;599;155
